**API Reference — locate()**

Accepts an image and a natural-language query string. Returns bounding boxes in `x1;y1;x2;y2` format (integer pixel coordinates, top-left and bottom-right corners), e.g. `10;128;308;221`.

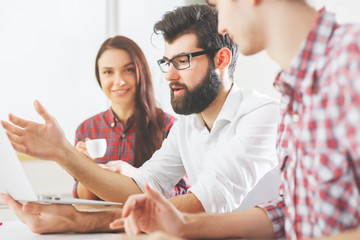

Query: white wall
0;0;185;144
116;0;185;116
233;0;360;100
0;0;108;144
1;0;360;144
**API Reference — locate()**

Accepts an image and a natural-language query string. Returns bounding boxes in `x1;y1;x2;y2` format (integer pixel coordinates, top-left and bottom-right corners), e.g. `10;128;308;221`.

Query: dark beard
170;63;222;115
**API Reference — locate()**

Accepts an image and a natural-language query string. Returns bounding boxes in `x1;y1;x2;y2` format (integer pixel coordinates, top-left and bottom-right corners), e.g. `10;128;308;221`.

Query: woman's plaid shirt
72;108;189;198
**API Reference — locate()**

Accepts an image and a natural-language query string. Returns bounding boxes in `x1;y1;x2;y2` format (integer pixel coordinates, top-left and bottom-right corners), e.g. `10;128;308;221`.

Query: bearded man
1;6;279;233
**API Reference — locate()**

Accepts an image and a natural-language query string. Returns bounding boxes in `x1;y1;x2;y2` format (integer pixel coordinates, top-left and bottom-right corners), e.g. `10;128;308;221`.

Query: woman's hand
75;139;92;159
102;160;138;177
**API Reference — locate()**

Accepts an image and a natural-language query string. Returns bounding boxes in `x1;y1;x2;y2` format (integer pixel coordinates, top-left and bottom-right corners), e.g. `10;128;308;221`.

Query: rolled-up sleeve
257;197;286;239
132;121;186;195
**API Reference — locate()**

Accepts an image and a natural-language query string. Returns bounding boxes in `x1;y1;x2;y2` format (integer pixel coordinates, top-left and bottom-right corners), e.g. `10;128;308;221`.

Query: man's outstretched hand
1;100;68;161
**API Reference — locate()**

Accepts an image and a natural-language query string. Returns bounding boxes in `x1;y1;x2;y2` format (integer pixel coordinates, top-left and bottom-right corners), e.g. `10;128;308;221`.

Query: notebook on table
0;125;122;206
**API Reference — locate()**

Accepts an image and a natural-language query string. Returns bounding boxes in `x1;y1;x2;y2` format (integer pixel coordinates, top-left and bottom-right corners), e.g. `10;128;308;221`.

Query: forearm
75;208;123;233
180;207;275;239
55;141;142;202
314;230;360;240
168;193;205;213
77;182;99;200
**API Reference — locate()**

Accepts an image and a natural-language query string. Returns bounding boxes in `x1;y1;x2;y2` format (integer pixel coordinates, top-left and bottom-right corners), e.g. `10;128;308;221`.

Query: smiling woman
0;0;194;145
73;35;189;201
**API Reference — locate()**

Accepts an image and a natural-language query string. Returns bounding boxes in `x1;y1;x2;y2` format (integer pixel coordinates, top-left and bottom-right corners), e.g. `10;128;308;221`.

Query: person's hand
0;193;80;233
75;138;92;159
116;231;186;240
103;160;138;177
109;183;185;236
0;100;68;161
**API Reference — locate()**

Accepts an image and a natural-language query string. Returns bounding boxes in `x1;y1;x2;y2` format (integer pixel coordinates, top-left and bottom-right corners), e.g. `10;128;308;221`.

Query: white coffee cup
85;138;107;159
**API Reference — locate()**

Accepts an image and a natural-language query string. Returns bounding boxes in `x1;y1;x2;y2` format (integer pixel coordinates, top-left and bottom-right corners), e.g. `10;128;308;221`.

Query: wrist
179;213;194;238
53;140;77;165
75;208;123;233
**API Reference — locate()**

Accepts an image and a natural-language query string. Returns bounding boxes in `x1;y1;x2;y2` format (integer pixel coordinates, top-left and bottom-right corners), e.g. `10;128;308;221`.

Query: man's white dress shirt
133;84;280;213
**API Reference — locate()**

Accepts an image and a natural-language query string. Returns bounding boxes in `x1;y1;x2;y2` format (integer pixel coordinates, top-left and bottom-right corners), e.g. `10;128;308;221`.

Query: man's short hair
154;4;238;80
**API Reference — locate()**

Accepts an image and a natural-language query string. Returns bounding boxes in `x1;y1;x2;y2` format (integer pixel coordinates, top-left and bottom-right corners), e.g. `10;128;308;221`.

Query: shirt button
292;114;299;122
290;160;296;168
288;206;295;217
111;122;115;127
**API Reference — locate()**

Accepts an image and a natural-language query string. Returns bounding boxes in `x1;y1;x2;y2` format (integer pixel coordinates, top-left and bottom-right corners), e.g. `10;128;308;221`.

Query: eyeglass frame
157;48;220;73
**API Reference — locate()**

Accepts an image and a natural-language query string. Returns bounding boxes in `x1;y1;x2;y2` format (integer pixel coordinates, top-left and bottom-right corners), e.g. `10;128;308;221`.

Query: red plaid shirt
73;108;189;198
258;9;360;239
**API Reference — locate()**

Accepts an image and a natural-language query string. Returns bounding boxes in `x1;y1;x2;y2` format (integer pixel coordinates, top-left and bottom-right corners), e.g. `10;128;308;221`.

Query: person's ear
214;47;232;71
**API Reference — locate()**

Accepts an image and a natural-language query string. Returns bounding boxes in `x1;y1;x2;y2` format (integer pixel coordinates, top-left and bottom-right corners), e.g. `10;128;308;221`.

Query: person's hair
95;35;164;167
154;4;238;80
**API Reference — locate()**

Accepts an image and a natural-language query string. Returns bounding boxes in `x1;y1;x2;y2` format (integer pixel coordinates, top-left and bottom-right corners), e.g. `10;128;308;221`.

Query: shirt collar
274;8;337;96
216;84;240;122
103;108;117;128
103;107;135;129
193;84;240;131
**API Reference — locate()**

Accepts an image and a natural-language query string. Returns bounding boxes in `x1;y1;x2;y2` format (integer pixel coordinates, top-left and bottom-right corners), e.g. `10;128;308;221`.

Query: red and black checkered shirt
73;108;189;198
258;8;360;239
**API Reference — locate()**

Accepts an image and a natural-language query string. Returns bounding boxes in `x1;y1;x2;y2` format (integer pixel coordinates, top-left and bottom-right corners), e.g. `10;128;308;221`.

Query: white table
0;221;122;240
0;206;161;240
0;206;121;240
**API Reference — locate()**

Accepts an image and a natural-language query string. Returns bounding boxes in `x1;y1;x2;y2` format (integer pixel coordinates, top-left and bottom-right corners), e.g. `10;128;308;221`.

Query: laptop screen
0;125;38;201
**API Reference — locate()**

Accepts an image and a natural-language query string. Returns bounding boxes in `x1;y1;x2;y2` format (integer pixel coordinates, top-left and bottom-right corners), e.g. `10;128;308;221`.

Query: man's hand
1;100;68;161
116;231;186;240
0;193;80;233
110;183;186;236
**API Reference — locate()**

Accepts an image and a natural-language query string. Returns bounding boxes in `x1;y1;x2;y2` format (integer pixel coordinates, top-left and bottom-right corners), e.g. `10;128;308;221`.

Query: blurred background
1;0;359;144
0;0;360;206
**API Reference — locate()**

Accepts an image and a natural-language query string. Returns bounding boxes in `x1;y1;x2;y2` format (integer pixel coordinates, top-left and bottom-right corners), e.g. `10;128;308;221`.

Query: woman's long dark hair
95;36;164;167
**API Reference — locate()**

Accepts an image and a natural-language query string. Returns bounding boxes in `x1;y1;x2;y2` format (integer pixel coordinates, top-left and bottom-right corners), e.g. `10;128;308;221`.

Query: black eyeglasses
157;48;220;73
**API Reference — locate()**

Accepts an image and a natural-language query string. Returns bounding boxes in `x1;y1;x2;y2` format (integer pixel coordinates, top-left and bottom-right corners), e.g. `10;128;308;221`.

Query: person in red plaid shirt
103;0;360;239
72;36;188;200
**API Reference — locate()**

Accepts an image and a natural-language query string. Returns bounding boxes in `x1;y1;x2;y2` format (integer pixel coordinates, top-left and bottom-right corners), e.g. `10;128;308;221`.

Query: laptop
0;125;122;206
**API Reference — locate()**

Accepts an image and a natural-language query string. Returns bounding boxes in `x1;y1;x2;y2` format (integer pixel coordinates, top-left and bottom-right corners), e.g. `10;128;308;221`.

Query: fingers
8;113;30;129
0;194;21;209
75;141;87;152
34;100;53;123
4;198;47;217
75;141;86;149
22;202;48;215
109;218;125;230
105;160;122;166
122;194;148;218
122;183;166;218
0;193;38;224
1;118;25;137
1;120;28;153
108;167;118;173
125;215;141;236
144;183;167;204
76;141;94;159
103;161;122;174
5;133;26;153
0;193;6;205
